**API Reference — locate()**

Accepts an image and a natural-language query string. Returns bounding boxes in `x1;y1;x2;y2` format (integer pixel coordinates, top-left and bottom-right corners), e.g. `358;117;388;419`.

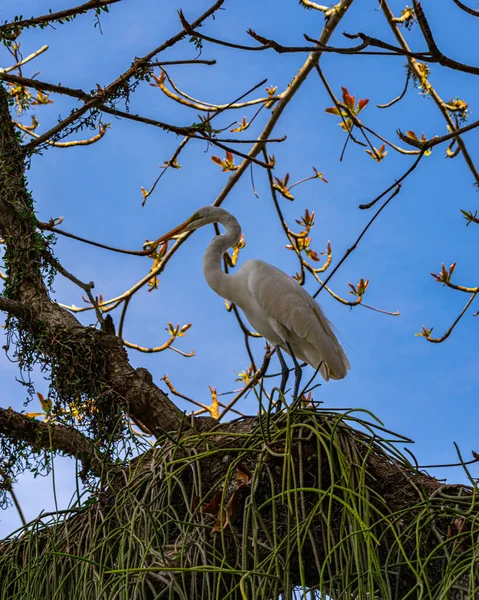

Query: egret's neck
203;211;242;302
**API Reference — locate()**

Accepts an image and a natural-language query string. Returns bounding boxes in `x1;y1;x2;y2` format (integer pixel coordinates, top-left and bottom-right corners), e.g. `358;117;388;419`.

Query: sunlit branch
16;121;108;147
1;45;49;73
2;73;279;162
178;11;266;52
117;295;131;341
441;281;479;294
156;69;279;111
299;0;331;12
358;152;424;210
310;243;332;274
342;26;479;77
93;104;280;165
161;375;244;418
250;30;432;59
400;116;479;151
308;265;399;316
37;220;150;256
124;339;195;356
2;74;275;167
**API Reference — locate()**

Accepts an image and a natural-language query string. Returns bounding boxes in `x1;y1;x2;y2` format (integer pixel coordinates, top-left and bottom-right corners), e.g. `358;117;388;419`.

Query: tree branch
0;407;108;477
451;0;479;17
0;297;30;319
0;0;123;38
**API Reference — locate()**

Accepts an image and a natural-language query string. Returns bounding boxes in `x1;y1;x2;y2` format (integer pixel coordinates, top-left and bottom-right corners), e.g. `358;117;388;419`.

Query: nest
1;407;478;599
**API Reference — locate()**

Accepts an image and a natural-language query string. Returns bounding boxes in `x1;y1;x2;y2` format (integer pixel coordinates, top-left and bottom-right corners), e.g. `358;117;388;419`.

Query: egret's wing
246;260;350;380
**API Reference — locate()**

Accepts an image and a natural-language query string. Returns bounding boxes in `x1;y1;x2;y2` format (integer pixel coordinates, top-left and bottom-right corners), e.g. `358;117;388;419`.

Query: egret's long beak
143;218;192;254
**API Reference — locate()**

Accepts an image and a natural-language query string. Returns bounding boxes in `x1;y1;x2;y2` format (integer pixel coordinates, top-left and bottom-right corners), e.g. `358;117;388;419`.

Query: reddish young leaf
341;87;356;111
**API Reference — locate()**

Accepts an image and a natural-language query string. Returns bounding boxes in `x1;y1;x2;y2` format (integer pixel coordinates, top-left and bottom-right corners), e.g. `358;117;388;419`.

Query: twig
421;292;477;343
377;70;410;109
451;0;479;16
218;349;273;419
161;375;244;417
312;161;422;299
149;59;216;66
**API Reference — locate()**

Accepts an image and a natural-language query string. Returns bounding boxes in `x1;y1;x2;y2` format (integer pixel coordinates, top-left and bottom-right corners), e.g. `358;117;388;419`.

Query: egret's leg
275;346;289;412
286;342;302;402
276;347;289;392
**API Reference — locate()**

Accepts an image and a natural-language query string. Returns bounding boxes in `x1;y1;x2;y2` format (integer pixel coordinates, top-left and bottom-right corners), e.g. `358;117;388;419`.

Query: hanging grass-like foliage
1;407;478;599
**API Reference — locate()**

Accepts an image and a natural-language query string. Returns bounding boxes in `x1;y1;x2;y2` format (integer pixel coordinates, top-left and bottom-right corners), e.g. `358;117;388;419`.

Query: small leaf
357;98;369;111
341;87;356;111
202;489;223;515
324;106;342;116
236;464;252;486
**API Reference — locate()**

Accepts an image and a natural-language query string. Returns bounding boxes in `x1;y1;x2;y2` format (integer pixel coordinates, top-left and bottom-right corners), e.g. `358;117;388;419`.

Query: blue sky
1;0;479;536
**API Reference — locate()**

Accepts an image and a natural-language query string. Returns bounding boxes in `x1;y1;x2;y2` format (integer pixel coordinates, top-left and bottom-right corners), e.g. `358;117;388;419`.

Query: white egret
153;206;350;405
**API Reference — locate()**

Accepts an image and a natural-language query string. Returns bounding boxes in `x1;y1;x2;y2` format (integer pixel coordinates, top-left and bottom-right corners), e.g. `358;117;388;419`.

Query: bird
151;206;350;406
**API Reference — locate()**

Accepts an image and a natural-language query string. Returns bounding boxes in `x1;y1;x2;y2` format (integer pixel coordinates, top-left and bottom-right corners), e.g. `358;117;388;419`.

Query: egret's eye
192;213;200;221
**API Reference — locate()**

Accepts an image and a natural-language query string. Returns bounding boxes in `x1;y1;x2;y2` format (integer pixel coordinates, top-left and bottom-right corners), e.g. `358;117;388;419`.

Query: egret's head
181;206;218;232
145;207;222;252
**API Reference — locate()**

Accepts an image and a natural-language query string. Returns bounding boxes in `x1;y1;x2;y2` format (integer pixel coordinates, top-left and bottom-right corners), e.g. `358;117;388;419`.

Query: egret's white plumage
154;206;350;383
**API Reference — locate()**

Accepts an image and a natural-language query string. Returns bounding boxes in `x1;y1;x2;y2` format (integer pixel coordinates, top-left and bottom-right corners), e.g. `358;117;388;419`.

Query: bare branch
451;0;479;16
149;59;216;66
0;0;122;37
419;292;478;343
16;121;109;148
